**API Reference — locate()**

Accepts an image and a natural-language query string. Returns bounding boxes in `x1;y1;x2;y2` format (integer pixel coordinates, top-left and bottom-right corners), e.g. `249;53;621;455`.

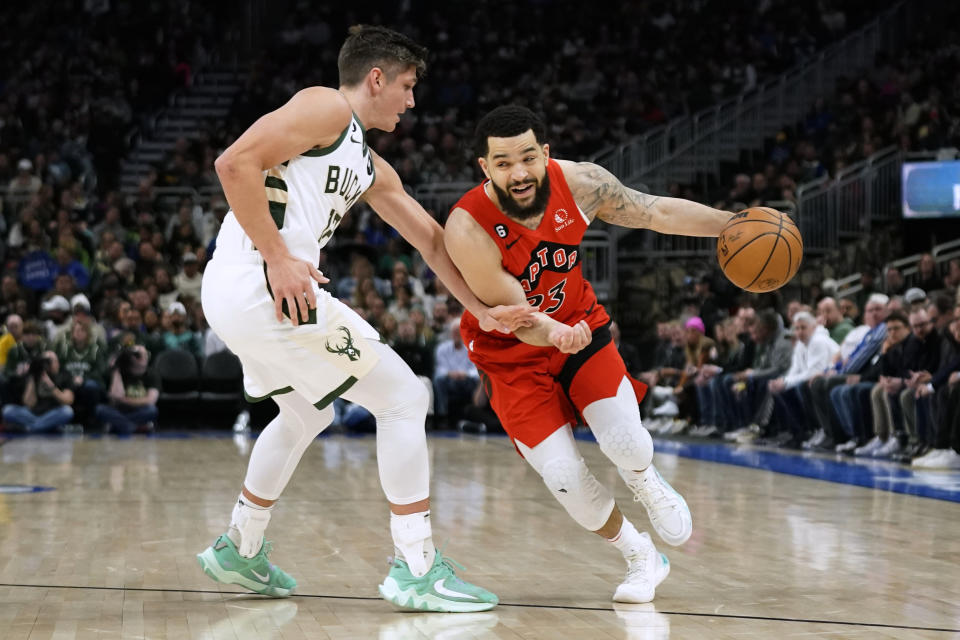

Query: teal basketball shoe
378;551;498;612
197;534;296;597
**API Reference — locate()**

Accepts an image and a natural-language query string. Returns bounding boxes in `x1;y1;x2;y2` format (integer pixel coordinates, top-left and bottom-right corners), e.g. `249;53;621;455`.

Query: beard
490;171;551;221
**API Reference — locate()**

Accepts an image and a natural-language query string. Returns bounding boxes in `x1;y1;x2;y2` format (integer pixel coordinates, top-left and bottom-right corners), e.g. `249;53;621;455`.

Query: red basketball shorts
465;322;648;449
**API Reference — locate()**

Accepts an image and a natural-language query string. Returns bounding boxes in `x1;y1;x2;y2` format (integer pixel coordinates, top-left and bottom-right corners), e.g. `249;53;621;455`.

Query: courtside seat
200;350;243;406
153;349;201;406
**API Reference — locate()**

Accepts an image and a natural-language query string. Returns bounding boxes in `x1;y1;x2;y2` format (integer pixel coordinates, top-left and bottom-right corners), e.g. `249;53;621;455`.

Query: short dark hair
22;320;42;336
932;293;953;315
337;25;427;88
886;311;909;327
474;105;546;157
758;309;780;334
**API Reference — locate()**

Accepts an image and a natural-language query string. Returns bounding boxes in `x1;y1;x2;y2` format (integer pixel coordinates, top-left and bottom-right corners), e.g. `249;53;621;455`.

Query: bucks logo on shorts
326;326;361;361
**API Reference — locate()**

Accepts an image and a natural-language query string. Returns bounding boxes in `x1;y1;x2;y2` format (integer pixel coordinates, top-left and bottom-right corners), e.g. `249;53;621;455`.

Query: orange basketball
717;207;803;293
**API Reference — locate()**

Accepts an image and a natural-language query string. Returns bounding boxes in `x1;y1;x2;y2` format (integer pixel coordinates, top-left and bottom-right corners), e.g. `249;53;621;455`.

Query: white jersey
215;112;376;264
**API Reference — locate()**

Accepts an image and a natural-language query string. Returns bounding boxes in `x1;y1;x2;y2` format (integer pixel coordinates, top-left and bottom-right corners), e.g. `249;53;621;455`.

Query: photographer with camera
95;344;159;435
1;350;75;432
3;320;47;405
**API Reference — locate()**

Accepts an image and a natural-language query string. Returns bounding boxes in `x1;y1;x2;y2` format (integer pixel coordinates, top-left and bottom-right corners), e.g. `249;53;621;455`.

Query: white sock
390;510;436;577
607;518;647;561
227;494;273;558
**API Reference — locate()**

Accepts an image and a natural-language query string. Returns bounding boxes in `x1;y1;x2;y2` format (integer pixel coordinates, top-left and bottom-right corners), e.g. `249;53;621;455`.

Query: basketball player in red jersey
445;106;733;603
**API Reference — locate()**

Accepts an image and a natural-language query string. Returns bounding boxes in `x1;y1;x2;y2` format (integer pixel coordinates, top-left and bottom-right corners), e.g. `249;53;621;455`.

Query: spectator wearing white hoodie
767;312;840;445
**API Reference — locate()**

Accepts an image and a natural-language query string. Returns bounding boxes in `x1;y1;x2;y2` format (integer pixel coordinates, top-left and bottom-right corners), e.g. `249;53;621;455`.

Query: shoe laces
433;542;465;575
624;553;650;583
257;540;279;573
437;553;466;576
631;473;673;511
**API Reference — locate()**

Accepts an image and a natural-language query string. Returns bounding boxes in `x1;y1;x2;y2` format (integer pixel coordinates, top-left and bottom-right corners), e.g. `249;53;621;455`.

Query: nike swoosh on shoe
433;579;478;600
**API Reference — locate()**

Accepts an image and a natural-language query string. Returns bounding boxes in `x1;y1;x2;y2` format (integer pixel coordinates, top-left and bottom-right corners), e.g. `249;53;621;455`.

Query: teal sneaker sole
658;553;671;584
196;547;293;598
378;576;497;613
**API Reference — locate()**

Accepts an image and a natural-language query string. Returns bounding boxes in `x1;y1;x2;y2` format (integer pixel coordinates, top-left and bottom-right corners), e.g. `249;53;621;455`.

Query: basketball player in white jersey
196;26;547;612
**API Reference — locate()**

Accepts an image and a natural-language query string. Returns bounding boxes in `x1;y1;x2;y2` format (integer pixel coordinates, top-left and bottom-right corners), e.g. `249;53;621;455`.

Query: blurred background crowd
0;0;957;468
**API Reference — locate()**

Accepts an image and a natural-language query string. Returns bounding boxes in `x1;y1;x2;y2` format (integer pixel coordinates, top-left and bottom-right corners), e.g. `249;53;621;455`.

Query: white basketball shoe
613;532;671;604
619;465;693;546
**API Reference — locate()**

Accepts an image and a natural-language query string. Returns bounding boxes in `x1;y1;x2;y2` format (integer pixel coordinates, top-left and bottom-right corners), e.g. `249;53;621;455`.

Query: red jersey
456;159;610;339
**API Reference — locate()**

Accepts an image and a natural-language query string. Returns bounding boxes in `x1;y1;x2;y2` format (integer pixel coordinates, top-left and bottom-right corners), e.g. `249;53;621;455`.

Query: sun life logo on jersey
553;208;574;232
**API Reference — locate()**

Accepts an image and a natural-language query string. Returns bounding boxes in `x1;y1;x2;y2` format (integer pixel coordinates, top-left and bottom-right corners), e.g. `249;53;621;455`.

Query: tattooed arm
558;159;731;235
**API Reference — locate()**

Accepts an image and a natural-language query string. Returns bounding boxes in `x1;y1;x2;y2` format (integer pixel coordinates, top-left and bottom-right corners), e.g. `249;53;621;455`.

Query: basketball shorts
202;249;381;409
465;322;648;448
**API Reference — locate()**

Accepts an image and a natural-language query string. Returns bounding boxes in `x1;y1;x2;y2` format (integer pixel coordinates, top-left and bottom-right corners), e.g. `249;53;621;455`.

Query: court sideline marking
0;582;955;634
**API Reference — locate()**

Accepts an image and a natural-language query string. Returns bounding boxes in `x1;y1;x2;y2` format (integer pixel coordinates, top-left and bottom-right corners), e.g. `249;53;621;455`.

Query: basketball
717;207;803;293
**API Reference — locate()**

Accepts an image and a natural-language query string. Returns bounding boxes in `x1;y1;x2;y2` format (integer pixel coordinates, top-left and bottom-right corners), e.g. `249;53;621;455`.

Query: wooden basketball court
0;431;957;639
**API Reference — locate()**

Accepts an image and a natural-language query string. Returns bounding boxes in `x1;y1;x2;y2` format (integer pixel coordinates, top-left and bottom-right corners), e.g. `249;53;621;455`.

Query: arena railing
828;237;960;301
795;145;907;255
834;273;863;300
581;229;617;304
933;239;960;265
412;182;477;220
794;175;836;255
590;1;910;191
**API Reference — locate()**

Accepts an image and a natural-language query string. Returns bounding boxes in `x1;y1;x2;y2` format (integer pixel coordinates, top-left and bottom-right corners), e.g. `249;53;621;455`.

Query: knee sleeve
344;344;431;505
584;377;654;471
371;377;430;424
244;393;334;501
374;380;430;504
541;456;615;531
595;422;654;471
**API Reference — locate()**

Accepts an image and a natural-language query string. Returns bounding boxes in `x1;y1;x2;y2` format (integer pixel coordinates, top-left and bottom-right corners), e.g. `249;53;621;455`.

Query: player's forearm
513;313;565;347
418;228;492;320
650;197;731;237
215;154;290;263
121;395;155;407
23;378;37;406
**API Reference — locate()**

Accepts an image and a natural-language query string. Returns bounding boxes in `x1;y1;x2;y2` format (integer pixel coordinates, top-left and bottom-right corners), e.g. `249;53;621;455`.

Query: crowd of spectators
2;0;958;455
152;0;880;207
0;0;241;433
701;0;960;219
639;259;960;469
0;0;238;210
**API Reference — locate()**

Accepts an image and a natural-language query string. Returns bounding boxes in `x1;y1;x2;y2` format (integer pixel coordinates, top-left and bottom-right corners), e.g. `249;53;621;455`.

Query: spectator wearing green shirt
3;320;46;405
56;321;108;428
95;345;159;435
817;297;854;345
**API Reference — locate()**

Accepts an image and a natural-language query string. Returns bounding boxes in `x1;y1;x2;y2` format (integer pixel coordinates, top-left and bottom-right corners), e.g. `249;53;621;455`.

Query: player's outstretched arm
215;87;348;324
364;155;534;334
444;208;591;354
559;159;730;236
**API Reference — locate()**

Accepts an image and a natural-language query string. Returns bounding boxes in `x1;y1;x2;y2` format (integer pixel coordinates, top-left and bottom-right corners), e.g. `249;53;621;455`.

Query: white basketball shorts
202;249;381;408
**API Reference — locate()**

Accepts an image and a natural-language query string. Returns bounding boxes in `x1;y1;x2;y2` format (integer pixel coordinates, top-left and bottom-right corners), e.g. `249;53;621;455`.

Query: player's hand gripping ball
717;207;803;293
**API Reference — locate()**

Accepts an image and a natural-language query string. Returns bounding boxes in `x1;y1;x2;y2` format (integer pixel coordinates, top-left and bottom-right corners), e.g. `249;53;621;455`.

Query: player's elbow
214;152;237;181
215;149;255;183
